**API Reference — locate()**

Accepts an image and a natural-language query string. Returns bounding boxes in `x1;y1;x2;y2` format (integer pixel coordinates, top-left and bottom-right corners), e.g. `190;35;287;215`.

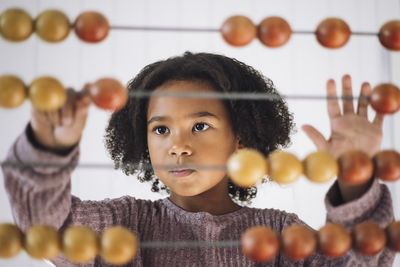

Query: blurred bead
373;150;400;182
74;11;109;43
379;20;400;51
25;225;61;259
316;18;351;48
258;17;291;47
88;78;128;111
338;150;373;185
0;8;33;41
35;10;70;42
281;224;316;260
268;151;302;184
100;226;137;265
0;75;26;108
0;223;24;258
220;15;256;47
29;76;66;111
303;151;338;183
386;221;400;252
227;148;267;188
370;83;400;114
317;223;351;258
352;221;387;255
62;226;98;263
241;226;279;262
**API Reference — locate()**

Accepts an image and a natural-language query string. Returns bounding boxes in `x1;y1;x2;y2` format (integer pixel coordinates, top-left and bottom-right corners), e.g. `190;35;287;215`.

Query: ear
235;136;245;150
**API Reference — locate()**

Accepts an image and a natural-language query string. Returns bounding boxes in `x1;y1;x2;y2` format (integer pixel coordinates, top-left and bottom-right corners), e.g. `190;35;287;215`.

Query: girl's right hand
30;88;92;152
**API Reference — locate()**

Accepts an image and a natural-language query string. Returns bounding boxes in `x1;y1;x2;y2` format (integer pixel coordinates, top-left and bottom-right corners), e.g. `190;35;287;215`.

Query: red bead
386;221;400;252
241;226;279;262
88;78;128;111
257;17;291;47
316;18;351;48
74;11;110;43
370;83;400;114
220;15;256;47
379;20;400;51
281;225;316;260
338;150;373;185
317;223;351;258
373;150;400;182
352;221;387;255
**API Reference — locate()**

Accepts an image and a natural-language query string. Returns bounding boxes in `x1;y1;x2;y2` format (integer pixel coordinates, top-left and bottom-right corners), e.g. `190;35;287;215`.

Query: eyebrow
147;111;219;125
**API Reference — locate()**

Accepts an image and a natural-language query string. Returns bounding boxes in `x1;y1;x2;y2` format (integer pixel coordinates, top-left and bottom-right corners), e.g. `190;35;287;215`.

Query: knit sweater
1;128;396;266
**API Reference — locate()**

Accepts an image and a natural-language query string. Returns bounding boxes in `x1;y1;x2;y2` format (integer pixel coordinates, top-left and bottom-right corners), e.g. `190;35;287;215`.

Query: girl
2;52;394;266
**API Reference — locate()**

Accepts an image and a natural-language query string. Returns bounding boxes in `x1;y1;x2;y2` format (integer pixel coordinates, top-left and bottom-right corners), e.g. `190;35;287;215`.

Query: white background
0;0;399;266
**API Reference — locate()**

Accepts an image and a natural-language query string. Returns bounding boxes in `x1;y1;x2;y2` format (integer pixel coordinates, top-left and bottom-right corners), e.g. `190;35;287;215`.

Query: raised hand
302;74;384;158
30;88;91;152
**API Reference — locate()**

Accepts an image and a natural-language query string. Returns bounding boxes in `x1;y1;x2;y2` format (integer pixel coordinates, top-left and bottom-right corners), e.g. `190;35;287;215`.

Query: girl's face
147;80;240;197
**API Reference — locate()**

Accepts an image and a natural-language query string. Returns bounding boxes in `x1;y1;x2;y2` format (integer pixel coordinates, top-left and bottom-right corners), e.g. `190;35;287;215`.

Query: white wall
0;0;399;266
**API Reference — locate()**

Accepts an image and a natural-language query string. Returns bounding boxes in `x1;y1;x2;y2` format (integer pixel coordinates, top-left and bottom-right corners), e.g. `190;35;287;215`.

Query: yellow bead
100;226;137;265
0;75;26;108
29;76;66;111
35;10;70;42
0;8;33;42
268;151;302;184
0;223;23;258
227;148;267;188
25;225;60;259
62;226;98;263
303;151;338;183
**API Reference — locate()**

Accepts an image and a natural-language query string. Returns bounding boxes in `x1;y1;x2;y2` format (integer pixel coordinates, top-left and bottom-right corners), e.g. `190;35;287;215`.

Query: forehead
147;80;229;117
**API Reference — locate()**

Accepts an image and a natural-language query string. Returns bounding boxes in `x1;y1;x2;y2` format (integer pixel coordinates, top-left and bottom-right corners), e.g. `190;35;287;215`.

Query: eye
193;123;210;132
153;126;170;135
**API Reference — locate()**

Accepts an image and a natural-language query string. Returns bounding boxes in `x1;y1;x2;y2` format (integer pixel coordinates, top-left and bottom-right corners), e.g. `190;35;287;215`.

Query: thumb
301;124;328;150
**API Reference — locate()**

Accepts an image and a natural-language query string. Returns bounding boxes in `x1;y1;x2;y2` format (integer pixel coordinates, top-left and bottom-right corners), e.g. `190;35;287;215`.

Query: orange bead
25;225;61;259
220;15;256;47
88;78;128;111
338;150;373;185
35;10;70;42
100;226;137;265
316;18;351;49
379;20;400;51
227;148;267;188
370;83;400;114
62;226;98;263
317;223;351;258
373;150;400;182
0;223;24;258
241;226;279;262
74;11;110;43
352;221;387;255
268;151;302;184
281;224;316;260
386;221;400;252
0;75;27;109
257;17;291;47
29;76;66;111
303;151;338;183
0;8;33;42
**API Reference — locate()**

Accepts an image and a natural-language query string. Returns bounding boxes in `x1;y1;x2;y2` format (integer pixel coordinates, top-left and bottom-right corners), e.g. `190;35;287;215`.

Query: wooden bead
281;224;316;260
379;20;400;51
338;150;373;185
316;18;351;48
62;226;98;263
227;148;267;188
35;10;70;42
220;15;256;47
0;223;24;258
303;151;338;183
0;75;26;108
0;8;33;42
29;76;66;111
25;225;61;259
386;221;400;252
370;83;400;114
100;226;137;265
257;17;291;47
74;11;110;43
317;223;351;258
88;78;128;111
241;226;279;262
268;151;302;184
352;221;387;255
373;150;400;182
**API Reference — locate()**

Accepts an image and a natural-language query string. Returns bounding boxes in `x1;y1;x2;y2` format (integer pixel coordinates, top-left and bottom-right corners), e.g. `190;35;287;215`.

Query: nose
168;135;193;157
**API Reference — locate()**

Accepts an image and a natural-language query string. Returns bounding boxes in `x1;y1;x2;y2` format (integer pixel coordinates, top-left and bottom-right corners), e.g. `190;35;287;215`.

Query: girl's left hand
301;74;384;159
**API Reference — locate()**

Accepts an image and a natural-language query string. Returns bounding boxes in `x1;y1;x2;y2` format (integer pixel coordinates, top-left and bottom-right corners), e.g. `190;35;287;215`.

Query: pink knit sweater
2;128;395;266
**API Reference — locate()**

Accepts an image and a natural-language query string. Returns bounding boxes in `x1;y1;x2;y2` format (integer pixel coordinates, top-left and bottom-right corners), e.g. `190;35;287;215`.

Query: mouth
169;169;196;177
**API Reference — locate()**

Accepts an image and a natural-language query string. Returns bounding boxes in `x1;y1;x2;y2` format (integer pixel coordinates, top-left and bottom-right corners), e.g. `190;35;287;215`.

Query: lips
169;169;195;177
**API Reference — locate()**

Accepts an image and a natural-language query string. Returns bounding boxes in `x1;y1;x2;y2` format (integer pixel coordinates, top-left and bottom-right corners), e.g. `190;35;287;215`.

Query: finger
326;79;341;118
356;82;371;118
60;89;76;126
342;74;355;114
31;108;48;125
373;113;384;128
301;125;328;150
46;110;61;126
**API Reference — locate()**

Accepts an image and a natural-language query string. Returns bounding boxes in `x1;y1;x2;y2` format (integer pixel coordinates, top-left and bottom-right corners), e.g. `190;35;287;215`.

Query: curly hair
105;52;294;202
